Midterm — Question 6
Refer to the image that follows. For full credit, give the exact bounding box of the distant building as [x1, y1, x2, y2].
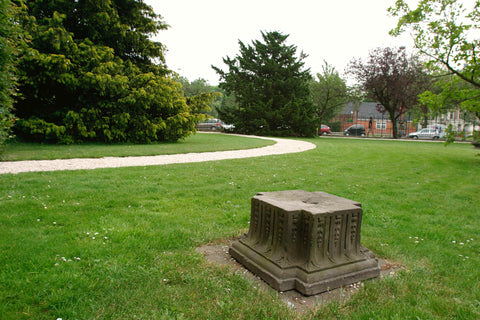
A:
[333, 102, 414, 137]
[436, 110, 479, 135]
[332, 102, 479, 137]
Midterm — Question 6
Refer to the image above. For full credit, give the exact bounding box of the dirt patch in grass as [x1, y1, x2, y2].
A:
[196, 238, 404, 314]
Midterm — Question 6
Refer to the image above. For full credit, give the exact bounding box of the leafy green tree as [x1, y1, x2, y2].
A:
[178, 77, 221, 119]
[212, 31, 316, 137]
[13, 0, 198, 143]
[178, 77, 211, 97]
[0, 0, 17, 152]
[419, 74, 480, 143]
[310, 62, 349, 126]
[389, 0, 480, 121]
[348, 47, 431, 138]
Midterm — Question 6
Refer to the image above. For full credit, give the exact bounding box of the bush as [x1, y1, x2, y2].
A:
[13, 1, 199, 144]
[15, 118, 67, 143]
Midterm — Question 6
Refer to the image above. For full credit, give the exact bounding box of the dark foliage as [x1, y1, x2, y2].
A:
[348, 47, 431, 138]
[213, 31, 317, 137]
[12, 0, 199, 143]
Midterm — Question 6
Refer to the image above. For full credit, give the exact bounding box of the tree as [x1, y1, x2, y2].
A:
[0, 0, 17, 152]
[310, 62, 349, 126]
[212, 31, 316, 137]
[178, 77, 211, 97]
[419, 74, 480, 142]
[348, 47, 431, 138]
[177, 77, 221, 118]
[389, 0, 480, 121]
[13, 0, 198, 143]
[215, 88, 238, 125]
[347, 85, 366, 120]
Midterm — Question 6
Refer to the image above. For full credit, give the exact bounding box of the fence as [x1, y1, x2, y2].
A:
[329, 114, 415, 138]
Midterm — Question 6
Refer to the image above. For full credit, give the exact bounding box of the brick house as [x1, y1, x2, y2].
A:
[333, 102, 415, 137]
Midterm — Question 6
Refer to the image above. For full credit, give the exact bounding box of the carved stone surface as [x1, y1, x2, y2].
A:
[229, 190, 380, 296]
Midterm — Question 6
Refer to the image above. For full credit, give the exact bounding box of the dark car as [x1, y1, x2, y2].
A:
[319, 124, 331, 135]
[344, 124, 366, 136]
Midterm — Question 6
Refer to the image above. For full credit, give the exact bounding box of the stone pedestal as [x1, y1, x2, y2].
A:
[229, 190, 380, 296]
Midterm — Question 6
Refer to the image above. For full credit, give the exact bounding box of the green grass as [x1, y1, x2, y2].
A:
[1, 137, 479, 319]
[1, 133, 274, 161]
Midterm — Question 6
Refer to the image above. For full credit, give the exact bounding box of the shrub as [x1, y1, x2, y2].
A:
[15, 118, 67, 143]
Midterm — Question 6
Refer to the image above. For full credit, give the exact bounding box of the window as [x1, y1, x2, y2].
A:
[376, 122, 387, 129]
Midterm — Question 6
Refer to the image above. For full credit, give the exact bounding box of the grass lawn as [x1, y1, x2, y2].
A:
[1, 133, 275, 161]
[1, 136, 479, 319]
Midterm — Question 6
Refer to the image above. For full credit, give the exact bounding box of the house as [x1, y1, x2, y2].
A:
[333, 102, 415, 137]
[333, 102, 479, 137]
[436, 110, 479, 135]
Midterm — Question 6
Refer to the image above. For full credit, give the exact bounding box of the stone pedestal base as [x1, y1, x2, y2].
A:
[229, 190, 380, 296]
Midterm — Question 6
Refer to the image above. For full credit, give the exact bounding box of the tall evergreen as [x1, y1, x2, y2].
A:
[213, 31, 317, 137]
[13, 0, 198, 143]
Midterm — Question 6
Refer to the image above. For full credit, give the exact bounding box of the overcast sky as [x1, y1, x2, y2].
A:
[145, 0, 416, 85]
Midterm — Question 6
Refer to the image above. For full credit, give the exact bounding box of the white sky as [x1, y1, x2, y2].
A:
[145, 0, 416, 85]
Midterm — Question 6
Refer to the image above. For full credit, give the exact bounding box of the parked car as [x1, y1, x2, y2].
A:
[319, 124, 331, 135]
[196, 118, 234, 132]
[344, 124, 366, 136]
[408, 128, 444, 140]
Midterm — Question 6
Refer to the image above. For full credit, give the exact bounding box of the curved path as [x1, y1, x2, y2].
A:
[0, 135, 316, 174]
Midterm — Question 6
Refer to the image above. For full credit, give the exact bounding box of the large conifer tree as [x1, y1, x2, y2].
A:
[13, 0, 199, 143]
[213, 31, 317, 137]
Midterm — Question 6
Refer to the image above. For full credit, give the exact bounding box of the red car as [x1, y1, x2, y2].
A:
[319, 124, 331, 135]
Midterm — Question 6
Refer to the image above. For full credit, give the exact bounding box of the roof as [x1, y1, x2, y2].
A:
[340, 102, 414, 121]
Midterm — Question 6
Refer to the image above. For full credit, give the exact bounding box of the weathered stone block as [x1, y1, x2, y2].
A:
[229, 190, 380, 296]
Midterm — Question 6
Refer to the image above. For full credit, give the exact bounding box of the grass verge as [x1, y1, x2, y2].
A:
[1, 137, 479, 319]
[1, 133, 275, 161]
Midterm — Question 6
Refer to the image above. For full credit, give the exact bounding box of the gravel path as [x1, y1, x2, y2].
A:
[0, 135, 316, 174]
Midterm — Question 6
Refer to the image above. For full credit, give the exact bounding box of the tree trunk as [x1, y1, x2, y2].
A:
[390, 112, 399, 139]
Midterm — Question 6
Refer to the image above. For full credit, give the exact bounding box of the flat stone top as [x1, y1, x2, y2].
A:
[253, 190, 361, 214]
